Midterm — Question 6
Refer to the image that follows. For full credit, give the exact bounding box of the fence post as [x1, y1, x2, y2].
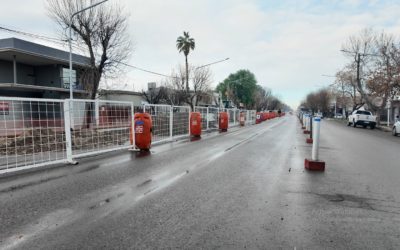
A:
[188, 107, 191, 136]
[63, 99, 77, 164]
[206, 107, 209, 131]
[169, 106, 173, 141]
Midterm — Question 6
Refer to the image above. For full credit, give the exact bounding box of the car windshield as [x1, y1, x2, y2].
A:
[356, 111, 371, 115]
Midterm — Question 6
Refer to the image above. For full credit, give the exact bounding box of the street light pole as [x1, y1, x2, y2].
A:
[69, 0, 109, 100]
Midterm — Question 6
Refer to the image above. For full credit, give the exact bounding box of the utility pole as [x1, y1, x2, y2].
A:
[356, 53, 361, 91]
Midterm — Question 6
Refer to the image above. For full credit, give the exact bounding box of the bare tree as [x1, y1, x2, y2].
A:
[341, 28, 376, 110]
[142, 85, 169, 104]
[303, 88, 332, 115]
[165, 65, 213, 109]
[46, 0, 131, 99]
[253, 85, 273, 111]
[341, 29, 400, 124]
[334, 66, 364, 111]
[367, 32, 400, 108]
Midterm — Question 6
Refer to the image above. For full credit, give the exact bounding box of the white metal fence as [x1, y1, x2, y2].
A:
[69, 99, 133, 158]
[0, 97, 67, 172]
[0, 96, 257, 173]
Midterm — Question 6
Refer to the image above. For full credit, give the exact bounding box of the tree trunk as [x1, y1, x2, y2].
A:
[185, 55, 189, 92]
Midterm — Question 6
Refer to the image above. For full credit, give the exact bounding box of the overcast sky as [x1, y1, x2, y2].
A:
[1, 0, 400, 108]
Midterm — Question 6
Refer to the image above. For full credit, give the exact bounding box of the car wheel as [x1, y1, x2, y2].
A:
[393, 127, 398, 136]
[363, 125, 367, 129]
[353, 120, 357, 128]
[347, 121, 351, 126]
[370, 124, 375, 130]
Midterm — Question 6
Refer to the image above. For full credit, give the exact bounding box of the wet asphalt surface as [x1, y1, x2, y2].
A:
[0, 115, 399, 249]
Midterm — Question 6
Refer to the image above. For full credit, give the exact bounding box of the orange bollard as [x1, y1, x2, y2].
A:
[190, 112, 202, 137]
[132, 113, 152, 151]
[256, 112, 262, 124]
[219, 112, 228, 132]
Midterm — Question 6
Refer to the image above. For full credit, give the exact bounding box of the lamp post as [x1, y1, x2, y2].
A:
[69, 0, 109, 100]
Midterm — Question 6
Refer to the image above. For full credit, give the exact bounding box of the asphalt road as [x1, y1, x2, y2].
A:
[0, 115, 399, 249]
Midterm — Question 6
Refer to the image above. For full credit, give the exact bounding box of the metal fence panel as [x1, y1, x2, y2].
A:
[249, 110, 256, 125]
[227, 109, 236, 127]
[208, 107, 219, 130]
[172, 106, 190, 138]
[194, 106, 208, 131]
[0, 97, 67, 172]
[144, 104, 171, 143]
[70, 99, 133, 158]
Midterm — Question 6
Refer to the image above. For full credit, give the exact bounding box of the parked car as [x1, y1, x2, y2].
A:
[393, 119, 400, 136]
[334, 113, 343, 119]
[348, 110, 377, 129]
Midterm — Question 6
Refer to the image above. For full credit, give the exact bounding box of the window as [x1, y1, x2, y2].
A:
[61, 67, 76, 89]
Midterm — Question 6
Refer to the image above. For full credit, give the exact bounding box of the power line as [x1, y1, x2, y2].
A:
[116, 61, 179, 79]
[195, 57, 229, 69]
[0, 25, 175, 78]
[0, 25, 225, 80]
[0, 25, 83, 51]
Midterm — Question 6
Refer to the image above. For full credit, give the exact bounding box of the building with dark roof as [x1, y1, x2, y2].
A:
[0, 37, 90, 99]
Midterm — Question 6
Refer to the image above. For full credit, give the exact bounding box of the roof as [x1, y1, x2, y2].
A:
[98, 89, 143, 96]
[0, 37, 90, 67]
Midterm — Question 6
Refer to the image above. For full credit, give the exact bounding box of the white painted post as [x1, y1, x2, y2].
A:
[304, 114, 308, 129]
[169, 106, 173, 141]
[387, 99, 391, 128]
[305, 114, 308, 130]
[312, 116, 321, 161]
[206, 107, 209, 131]
[188, 107, 191, 136]
[63, 99, 76, 164]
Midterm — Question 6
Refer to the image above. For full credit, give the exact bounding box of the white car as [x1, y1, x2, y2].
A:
[393, 120, 400, 136]
[348, 110, 377, 129]
[334, 113, 343, 119]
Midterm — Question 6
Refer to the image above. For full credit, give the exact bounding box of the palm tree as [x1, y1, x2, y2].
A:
[176, 31, 195, 92]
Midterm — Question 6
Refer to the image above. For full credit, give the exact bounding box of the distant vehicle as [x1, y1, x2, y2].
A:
[334, 113, 343, 119]
[348, 110, 376, 129]
[393, 119, 400, 136]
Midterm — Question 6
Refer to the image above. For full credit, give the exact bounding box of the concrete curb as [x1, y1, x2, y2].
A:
[376, 126, 392, 132]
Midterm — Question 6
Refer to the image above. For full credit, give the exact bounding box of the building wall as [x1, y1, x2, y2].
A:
[0, 59, 60, 86]
[0, 60, 36, 85]
[35, 65, 62, 88]
[100, 93, 146, 106]
[0, 60, 13, 83]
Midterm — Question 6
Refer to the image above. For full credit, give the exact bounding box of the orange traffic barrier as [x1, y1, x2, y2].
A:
[239, 112, 245, 126]
[132, 113, 152, 151]
[190, 112, 202, 137]
[256, 112, 262, 124]
[219, 112, 228, 132]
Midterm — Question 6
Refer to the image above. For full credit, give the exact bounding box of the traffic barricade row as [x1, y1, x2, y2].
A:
[131, 111, 255, 151]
